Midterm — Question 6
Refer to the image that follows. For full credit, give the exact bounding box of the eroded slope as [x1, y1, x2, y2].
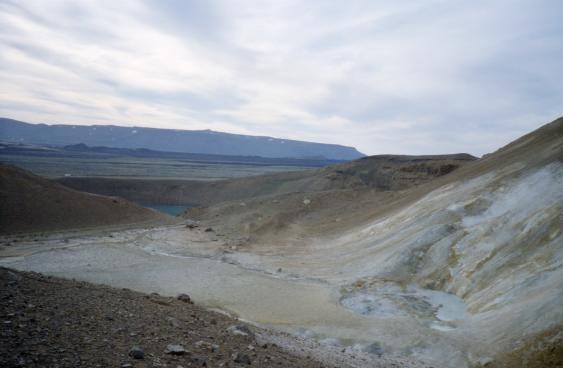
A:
[0, 165, 172, 234]
[184, 118, 563, 366]
[183, 154, 476, 245]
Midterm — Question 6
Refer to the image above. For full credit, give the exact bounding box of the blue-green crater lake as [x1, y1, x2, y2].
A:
[141, 204, 189, 216]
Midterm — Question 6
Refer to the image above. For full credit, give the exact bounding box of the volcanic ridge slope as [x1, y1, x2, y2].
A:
[0, 164, 172, 234]
[182, 117, 563, 366]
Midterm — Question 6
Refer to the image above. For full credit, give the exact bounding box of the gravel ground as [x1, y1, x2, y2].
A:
[0, 267, 327, 368]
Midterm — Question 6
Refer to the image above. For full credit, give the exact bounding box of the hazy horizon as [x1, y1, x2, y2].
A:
[1, 1, 562, 156]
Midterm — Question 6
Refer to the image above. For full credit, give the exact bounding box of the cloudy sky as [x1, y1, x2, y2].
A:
[0, 0, 561, 156]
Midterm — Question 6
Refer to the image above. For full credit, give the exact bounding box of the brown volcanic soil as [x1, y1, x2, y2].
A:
[488, 326, 563, 368]
[0, 165, 173, 234]
[0, 267, 326, 368]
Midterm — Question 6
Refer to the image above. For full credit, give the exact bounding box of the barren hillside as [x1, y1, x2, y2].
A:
[0, 165, 172, 234]
[58, 153, 475, 208]
[180, 117, 562, 366]
[184, 119, 561, 246]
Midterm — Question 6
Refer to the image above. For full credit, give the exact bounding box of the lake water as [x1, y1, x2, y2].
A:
[141, 204, 188, 216]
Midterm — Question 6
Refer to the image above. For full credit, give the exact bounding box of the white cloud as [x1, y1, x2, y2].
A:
[0, 0, 561, 156]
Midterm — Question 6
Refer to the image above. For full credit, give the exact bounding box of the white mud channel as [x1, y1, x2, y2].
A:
[1, 226, 467, 367]
[341, 283, 467, 332]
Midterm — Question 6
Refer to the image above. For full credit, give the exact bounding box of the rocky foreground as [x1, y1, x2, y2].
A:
[0, 268, 326, 368]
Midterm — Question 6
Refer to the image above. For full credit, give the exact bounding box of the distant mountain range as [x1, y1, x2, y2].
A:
[0, 118, 364, 160]
[0, 141, 344, 168]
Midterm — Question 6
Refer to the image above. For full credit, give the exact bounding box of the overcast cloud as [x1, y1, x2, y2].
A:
[0, 0, 562, 155]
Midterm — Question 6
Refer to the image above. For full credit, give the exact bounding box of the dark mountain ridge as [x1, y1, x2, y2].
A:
[0, 118, 364, 160]
[0, 142, 344, 168]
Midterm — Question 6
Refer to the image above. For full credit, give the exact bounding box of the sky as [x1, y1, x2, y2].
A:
[0, 0, 562, 156]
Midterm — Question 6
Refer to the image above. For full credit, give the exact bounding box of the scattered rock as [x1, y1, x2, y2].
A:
[185, 220, 199, 229]
[177, 293, 192, 303]
[233, 352, 252, 365]
[205, 227, 214, 232]
[167, 316, 182, 328]
[165, 344, 188, 355]
[363, 342, 383, 357]
[7, 271, 22, 281]
[303, 199, 311, 205]
[227, 324, 253, 337]
[128, 346, 144, 359]
[195, 340, 219, 352]
[150, 296, 171, 306]
[0, 268, 322, 368]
